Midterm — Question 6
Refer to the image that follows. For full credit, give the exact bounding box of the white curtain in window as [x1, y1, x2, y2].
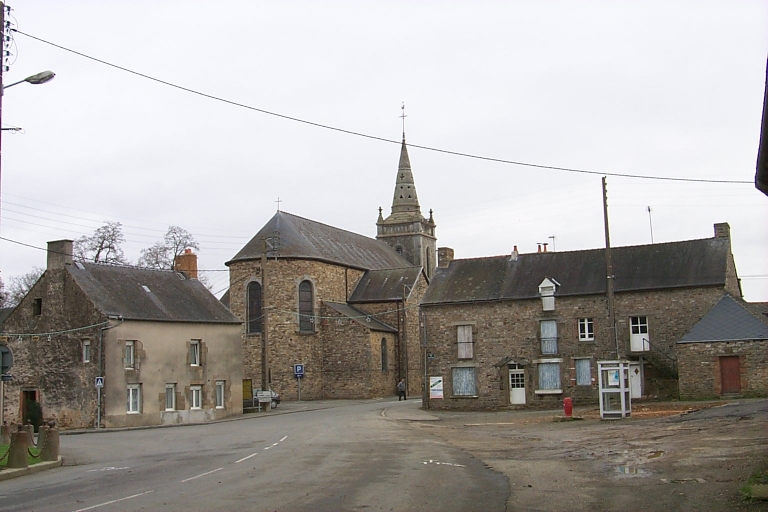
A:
[575, 359, 591, 386]
[452, 367, 477, 396]
[538, 363, 561, 390]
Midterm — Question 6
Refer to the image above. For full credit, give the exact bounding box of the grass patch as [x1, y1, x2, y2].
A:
[741, 468, 768, 501]
[0, 443, 44, 468]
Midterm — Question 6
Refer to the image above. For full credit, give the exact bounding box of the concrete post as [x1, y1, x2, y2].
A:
[37, 425, 47, 449]
[0, 423, 9, 445]
[39, 427, 59, 461]
[7, 427, 30, 468]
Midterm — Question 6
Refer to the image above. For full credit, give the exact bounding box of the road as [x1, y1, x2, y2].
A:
[0, 399, 507, 512]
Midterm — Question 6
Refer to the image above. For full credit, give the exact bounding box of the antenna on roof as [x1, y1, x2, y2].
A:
[647, 206, 654, 243]
[400, 102, 407, 140]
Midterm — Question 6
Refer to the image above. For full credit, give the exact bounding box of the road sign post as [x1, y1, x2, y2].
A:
[294, 364, 304, 401]
[0, 345, 13, 427]
[95, 376, 104, 428]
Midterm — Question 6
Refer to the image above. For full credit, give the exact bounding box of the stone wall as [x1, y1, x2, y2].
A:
[677, 340, 768, 399]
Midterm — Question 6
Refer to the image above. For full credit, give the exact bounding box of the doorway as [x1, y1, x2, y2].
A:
[719, 356, 741, 394]
[629, 362, 642, 399]
[21, 389, 42, 429]
[508, 364, 526, 405]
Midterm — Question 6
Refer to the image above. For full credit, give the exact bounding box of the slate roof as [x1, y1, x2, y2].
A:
[348, 267, 422, 303]
[68, 262, 241, 324]
[324, 302, 397, 332]
[422, 237, 730, 305]
[227, 211, 412, 271]
[0, 307, 13, 327]
[679, 295, 768, 343]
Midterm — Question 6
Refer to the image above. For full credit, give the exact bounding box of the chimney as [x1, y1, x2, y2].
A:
[174, 248, 198, 279]
[47, 240, 73, 270]
[714, 222, 730, 240]
[437, 247, 454, 268]
[510, 245, 519, 261]
[537, 244, 542, 253]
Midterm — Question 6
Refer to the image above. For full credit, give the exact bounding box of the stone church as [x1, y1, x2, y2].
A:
[224, 138, 436, 401]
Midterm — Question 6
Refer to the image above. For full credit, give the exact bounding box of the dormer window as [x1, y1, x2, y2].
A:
[538, 278, 560, 311]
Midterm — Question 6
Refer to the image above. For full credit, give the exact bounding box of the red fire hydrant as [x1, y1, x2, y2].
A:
[563, 397, 573, 418]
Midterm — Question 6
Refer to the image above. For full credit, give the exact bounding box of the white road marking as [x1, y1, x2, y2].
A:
[280, 435, 288, 442]
[72, 490, 154, 512]
[235, 453, 258, 464]
[86, 466, 129, 472]
[422, 459, 466, 468]
[181, 467, 223, 482]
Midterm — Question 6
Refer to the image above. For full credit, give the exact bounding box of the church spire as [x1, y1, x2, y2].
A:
[390, 137, 420, 215]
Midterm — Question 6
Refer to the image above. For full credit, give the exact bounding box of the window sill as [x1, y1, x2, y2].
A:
[191, 407, 202, 410]
[535, 389, 562, 395]
[215, 406, 225, 410]
[449, 395, 478, 399]
[127, 411, 140, 414]
[579, 339, 595, 343]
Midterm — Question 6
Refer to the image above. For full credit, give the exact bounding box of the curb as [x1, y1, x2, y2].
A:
[0, 456, 63, 482]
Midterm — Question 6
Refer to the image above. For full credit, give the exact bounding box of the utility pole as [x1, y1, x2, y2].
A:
[261, 241, 269, 391]
[602, 177, 619, 358]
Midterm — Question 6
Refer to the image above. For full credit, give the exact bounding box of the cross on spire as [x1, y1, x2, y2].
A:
[275, 197, 282, 212]
[400, 102, 407, 139]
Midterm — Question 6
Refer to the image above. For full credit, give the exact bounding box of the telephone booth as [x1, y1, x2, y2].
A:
[598, 360, 631, 419]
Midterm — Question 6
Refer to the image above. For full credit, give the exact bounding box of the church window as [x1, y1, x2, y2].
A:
[247, 281, 262, 334]
[299, 281, 314, 332]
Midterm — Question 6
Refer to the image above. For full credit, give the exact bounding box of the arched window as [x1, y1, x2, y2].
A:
[299, 280, 314, 332]
[247, 281, 262, 334]
[381, 338, 388, 372]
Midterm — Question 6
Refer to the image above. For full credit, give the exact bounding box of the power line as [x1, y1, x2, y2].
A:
[13, 29, 753, 185]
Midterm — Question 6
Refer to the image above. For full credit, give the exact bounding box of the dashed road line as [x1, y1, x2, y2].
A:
[181, 467, 223, 483]
[422, 459, 465, 468]
[86, 466, 130, 472]
[72, 490, 154, 512]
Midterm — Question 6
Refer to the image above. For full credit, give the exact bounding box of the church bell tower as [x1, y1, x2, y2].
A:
[376, 136, 437, 278]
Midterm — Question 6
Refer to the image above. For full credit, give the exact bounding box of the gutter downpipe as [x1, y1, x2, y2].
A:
[99, 316, 123, 429]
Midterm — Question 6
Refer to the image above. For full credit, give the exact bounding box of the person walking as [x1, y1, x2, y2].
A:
[397, 379, 406, 401]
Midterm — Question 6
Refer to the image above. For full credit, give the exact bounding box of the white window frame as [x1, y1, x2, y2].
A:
[578, 318, 594, 341]
[215, 381, 225, 409]
[575, 358, 592, 386]
[82, 340, 91, 363]
[127, 384, 141, 413]
[630, 316, 650, 352]
[535, 358, 562, 394]
[190, 385, 202, 409]
[457, 325, 473, 359]
[165, 384, 176, 411]
[125, 341, 135, 369]
[190, 340, 201, 366]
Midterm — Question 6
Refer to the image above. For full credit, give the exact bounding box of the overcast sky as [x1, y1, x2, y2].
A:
[1, 1, 766, 301]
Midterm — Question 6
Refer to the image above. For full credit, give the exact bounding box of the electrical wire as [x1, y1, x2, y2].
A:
[12, 29, 753, 185]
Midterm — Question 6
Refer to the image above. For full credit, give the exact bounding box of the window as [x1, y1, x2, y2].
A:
[452, 367, 477, 396]
[165, 384, 176, 411]
[82, 341, 91, 363]
[537, 363, 561, 392]
[215, 381, 225, 409]
[575, 359, 591, 386]
[127, 384, 141, 413]
[32, 298, 42, 316]
[190, 385, 202, 409]
[540, 320, 558, 354]
[247, 281, 262, 334]
[380, 338, 388, 372]
[125, 341, 135, 369]
[630, 316, 650, 352]
[578, 318, 594, 341]
[457, 325, 473, 359]
[190, 340, 201, 366]
[299, 281, 314, 332]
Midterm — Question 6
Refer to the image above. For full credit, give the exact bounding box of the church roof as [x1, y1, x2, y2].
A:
[385, 138, 422, 219]
[422, 237, 731, 305]
[348, 267, 423, 303]
[324, 302, 397, 332]
[68, 262, 241, 324]
[227, 211, 411, 271]
[679, 295, 768, 343]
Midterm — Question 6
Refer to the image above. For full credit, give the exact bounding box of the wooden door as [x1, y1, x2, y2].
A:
[509, 365, 526, 405]
[720, 356, 741, 394]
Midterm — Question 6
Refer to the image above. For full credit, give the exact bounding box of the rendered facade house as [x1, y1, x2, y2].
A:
[421, 223, 741, 410]
[677, 295, 768, 399]
[224, 138, 433, 401]
[0, 240, 243, 429]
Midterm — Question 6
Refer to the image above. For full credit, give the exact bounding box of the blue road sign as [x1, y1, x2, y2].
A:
[294, 364, 304, 377]
[95, 376, 105, 388]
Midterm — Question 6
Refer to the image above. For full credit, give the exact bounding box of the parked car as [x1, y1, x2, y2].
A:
[252, 389, 280, 408]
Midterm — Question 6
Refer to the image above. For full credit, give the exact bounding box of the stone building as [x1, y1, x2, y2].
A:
[677, 295, 768, 399]
[421, 223, 742, 410]
[0, 240, 242, 429]
[225, 138, 434, 401]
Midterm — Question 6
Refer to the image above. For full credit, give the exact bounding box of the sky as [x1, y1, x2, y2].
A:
[0, 1, 766, 301]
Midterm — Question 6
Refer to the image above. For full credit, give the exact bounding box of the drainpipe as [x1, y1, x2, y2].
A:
[99, 316, 123, 429]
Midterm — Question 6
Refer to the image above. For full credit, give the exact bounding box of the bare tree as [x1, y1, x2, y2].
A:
[5, 267, 44, 307]
[0, 276, 7, 308]
[74, 222, 127, 264]
[138, 226, 199, 270]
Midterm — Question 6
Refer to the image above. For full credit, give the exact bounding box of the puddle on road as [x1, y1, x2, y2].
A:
[615, 466, 650, 475]
[647, 450, 665, 459]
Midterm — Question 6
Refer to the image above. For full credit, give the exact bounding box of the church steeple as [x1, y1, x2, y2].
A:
[391, 137, 421, 216]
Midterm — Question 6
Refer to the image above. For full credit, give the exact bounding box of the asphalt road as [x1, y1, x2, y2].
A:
[0, 399, 507, 512]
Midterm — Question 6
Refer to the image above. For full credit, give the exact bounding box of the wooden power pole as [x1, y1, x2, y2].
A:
[602, 177, 619, 358]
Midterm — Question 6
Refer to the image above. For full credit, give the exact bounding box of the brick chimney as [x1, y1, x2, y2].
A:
[510, 245, 519, 261]
[714, 222, 730, 239]
[174, 248, 198, 279]
[47, 240, 73, 270]
[437, 247, 454, 268]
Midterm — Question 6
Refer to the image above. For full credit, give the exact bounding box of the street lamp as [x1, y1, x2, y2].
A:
[3, 70, 56, 90]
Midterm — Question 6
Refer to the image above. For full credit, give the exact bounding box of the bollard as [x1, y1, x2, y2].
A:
[39, 427, 59, 462]
[563, 397, 573, 418]
[0, 424, 9, 445]
[7, 428, 30, 469]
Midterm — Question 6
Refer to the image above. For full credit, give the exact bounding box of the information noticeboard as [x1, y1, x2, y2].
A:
[429, 376, 444, 399]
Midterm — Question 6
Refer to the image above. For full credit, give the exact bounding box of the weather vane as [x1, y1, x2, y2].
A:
[400, 102, 407, 139]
